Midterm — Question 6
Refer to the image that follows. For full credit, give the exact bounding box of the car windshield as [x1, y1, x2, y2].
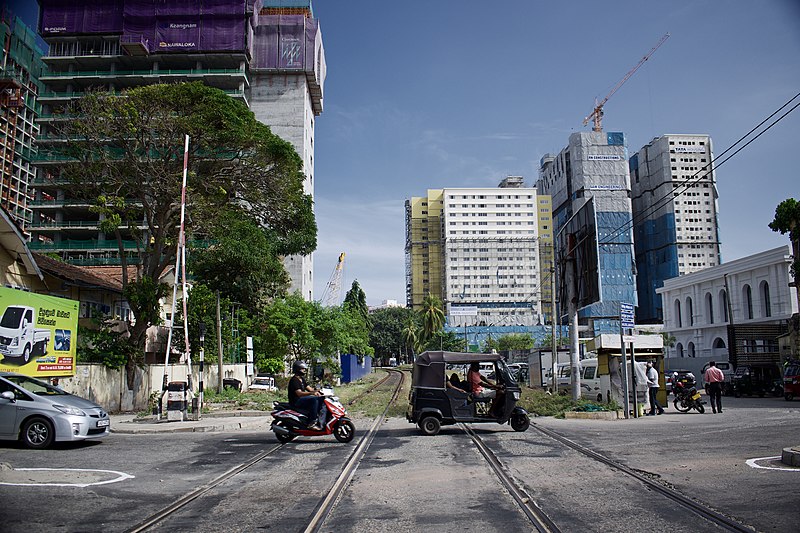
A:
[0, 307, 24, 328]
[3, 375, 67, 396]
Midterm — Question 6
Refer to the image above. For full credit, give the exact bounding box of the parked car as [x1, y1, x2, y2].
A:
[0, 372, 110, 449]
[248, 375, 277, 392]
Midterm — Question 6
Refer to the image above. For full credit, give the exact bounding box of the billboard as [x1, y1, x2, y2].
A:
[557, 198, 601, 312]
[0, 287, 79, 377]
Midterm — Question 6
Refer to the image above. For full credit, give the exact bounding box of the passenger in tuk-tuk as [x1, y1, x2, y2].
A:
[467, 362, 504, 417]
[448, 373, 467, 394]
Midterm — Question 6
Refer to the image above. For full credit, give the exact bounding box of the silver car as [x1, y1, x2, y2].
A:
[0, 372, 110, 449]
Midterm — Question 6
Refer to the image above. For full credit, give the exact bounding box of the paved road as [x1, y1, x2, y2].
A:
[0, 396, 797, 532]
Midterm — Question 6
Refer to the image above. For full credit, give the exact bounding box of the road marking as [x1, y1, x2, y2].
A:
[745, 456, 800, 471]
[0, 467, 135, 487]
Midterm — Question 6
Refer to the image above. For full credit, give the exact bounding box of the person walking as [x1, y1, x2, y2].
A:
[645, 361, 664, 416]
[704, 361, 725, 414]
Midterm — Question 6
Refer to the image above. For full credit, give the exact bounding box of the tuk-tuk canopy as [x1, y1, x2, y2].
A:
[412, 351, 505, 389]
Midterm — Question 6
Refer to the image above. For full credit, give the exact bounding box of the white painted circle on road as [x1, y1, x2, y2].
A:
[746, 456, 800, 471]
[0, 467, 135, 487]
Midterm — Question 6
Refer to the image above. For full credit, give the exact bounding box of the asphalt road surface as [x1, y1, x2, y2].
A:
[0, 395, 797, 532]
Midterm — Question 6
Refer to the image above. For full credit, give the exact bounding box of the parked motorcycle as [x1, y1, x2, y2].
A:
[270, 387, 355, 443]
[672, 374, 705, 413]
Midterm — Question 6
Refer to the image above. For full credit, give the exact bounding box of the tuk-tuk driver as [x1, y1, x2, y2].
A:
[467, 362, 505, 417]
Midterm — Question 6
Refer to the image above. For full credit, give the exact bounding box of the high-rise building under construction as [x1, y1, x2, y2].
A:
[630, 134, 721, 323]
[0, 10, 45, 230]
[29, 0, 324, 300]
[405, 178, 552, 327]
[537, 131, 637, 335]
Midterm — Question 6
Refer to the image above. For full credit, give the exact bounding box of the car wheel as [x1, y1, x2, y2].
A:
[21, 417, 54, 449]
[510, 412, 530, 432]
[22, 345, 31, 364]
[419, 416, 441, 436]
[333, 420, 355, 443]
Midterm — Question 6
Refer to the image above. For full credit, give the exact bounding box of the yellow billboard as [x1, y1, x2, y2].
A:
[0, 287, 79, 377]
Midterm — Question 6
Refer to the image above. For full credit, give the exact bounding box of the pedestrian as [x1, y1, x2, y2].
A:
[704, 361, 725, 414]
[645, 361, 664, 416]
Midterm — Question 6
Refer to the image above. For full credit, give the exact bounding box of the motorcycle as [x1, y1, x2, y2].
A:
[672, 376, 705, 414]
[270, 387, 356, 443]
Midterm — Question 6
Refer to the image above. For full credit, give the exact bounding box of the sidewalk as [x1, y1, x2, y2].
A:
[111, 410, 272, 434]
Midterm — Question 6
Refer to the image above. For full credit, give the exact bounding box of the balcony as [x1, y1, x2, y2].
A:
[39, 68, 250, 87]
[27, 239, 140, 251]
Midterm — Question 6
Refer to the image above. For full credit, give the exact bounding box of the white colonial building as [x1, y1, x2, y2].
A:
[656, 246, 797, 360]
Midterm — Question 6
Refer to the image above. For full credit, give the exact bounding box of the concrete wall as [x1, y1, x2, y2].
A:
[56, 363, 249, 413]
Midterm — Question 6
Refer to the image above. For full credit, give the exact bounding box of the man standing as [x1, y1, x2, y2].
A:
[704, 361, 725, 414]
[645, 361, 664, 415]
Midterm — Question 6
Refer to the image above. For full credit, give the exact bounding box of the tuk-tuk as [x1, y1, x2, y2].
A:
[406, 351, 530, 436]
[783, 360, 800, 401]
[732, 364, 783, 397]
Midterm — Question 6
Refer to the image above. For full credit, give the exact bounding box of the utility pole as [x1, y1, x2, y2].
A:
[550, 265, 558, 394]
[217, 290, 224, 391]
[566, 234, 581, 401]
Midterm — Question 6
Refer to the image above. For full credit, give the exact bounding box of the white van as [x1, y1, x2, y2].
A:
[554, 358, 603, 402]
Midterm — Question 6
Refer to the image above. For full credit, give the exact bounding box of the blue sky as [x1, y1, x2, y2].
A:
[9, 1, 800, 306]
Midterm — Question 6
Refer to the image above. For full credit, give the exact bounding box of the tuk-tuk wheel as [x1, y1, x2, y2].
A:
[419, 416, 441, 436]
[510, 412, 530, 432]
[786, 393, 794, 401]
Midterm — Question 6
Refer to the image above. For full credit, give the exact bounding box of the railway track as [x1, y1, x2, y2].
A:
[126, 370, 753, 533]
[124, 368, 406, 533]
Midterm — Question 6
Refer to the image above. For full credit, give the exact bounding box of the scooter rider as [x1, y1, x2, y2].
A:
[288, 360, 325, 430]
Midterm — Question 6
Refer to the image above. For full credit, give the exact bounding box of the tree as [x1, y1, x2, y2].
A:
[343, 280, 370, 326]
[420, 292, 445, 342]
[422, 330, 466, 352]
[50, 82, 316, 388]
[189, 207, 290, 313]
[401, 316, 421, 358]
[769, 198, 800, 311]
[497, 333, 535, 351]
[369, 307, 416, 364]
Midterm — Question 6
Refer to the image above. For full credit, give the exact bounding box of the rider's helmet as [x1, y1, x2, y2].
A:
[292, 360, 308, 374]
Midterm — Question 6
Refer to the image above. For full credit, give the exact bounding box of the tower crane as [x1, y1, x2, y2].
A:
[321, 252, 346, 307]
[583, 32, 670, 132]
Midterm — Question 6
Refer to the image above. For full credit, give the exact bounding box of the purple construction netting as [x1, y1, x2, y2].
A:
[155, 18, 201, 52]
[252, 15, 317, 70]
[199, 17, 246, 52]
[40, 0, 125, 35]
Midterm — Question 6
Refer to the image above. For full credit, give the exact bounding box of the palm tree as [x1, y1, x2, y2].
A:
[420, 292, 445, 343]
[401, 317, 419, 357]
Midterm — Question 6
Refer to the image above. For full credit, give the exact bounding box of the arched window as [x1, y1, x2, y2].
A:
[688, 342, 696, 357]
[743, 284, 753, 320]
[719, 289, 729, 323]
[676, 342, 684, 358]
[705, 292, 714, 324]
[760, 280, 772, 318]
[713, 338, 726, 349]
[686, 297, 694, 326]
[674, 299, 682, 328]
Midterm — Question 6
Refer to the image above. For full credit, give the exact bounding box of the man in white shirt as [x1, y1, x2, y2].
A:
[645, 361, 664, 416]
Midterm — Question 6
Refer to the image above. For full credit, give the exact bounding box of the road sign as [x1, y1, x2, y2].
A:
[619, 302, 635, 328]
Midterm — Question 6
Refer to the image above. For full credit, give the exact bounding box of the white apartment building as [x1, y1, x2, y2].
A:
[630, 134, 721, 323]
[656, 246, 797, 360]
[443, 181, 543, 327]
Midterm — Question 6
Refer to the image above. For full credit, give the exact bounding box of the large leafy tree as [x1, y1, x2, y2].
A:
[343, 280, 369, 325]
[189, 207, 290, 313]
[369, 307, 416, 364]
[50, 82, 316, 387]
[769, 198, 800, 311]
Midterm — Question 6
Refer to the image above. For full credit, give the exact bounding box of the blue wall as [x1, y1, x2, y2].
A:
[340, 354, 372, 383]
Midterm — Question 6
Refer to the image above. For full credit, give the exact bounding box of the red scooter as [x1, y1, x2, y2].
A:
[270, 388, 356, 443]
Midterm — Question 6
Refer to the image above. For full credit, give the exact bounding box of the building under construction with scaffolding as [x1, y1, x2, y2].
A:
[0, 9, 45, 231]
[405, 177, 553, 328]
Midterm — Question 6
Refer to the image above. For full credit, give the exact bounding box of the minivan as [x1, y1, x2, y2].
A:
[554, 359, 602, 401]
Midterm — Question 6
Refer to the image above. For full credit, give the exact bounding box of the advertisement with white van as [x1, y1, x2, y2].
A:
[0, 287, 79, 377]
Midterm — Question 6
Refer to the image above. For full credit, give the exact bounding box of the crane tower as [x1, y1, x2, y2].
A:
[583, 33, 670, 132]
[321, 252, 346, 307]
